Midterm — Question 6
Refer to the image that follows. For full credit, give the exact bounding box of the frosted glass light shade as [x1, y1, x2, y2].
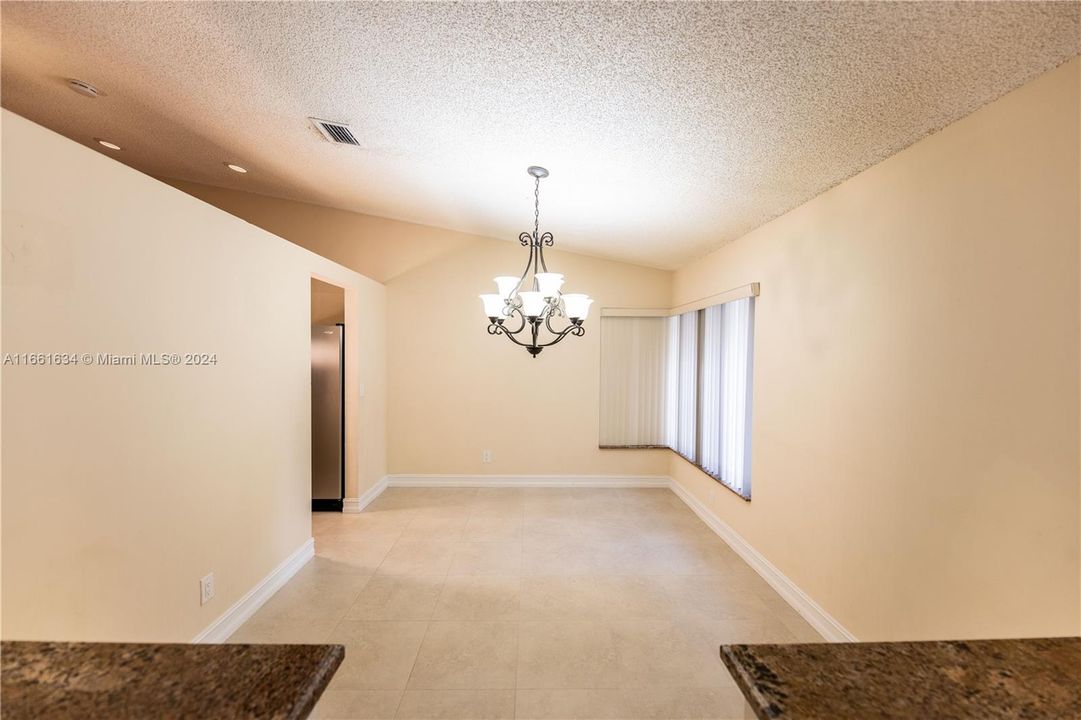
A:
[494, 276, 519, 299]
[534, 272, 564, 298]
[518, 291, 547, 317]
[563, 293, 593, 319]
[480, 293, 505, 318]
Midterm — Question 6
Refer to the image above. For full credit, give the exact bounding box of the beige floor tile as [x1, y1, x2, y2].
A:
[630, 513, 722, 545]
[379, 540, 457, 576]
[255, 570, 371, 622]
[447, 542, 522, 575]
[521, 490, 587, 518]
[616, 488, 689, 512]
[550, 489, 634, 517]
[291, 560, 377, 589]
[399, 515, 469, 542]
[387, 488, 478, 513]
[604, 540, 732, 575]
[622, 619, 736, 688]
[764, 599, 824, 641]
[517, 619, 734, 689]
[519, 575, 672, 620]
[363, 495, 421, 515]
[227, 615, 338, 644]
[462, 514, 522, 542]
[433, 575, 520, 621]
[316, 512, 411, 542]
[521, 515, 582, 543]
[709, 617, 800, 645]
[369, 489, 474, 516]
[470, 488, 527, 512]
[573, 515, 647, 544]
[664, 575, 778, 622]
[515, 687, 748, 719]
[521, 538, 609, 575]
[519, 576, 599, 619]
[517, 620, 628, 688]
[317, 538, 399, 575]
[395, 689, 515, 719]
[329, 621, 429, 690]
[407, 622, 517, 690]
[345, 573, 446, 621]
[233, 493, 805, 719]
[310, 690, 403, 719]
[777, 614, 824, 643]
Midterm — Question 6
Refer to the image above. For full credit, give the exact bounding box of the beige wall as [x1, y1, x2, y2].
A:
[670, 59, 1081, 641]
[1, 110, 387, 641]
[166, 180, 674, 480]
[386, 238, 672, 477]
[160, 180, 479, 283]
[312, 278, 345, 325]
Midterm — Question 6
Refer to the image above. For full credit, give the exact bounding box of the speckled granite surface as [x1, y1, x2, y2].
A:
[0, 641, 344, 720]
[721, 637, 1081, 720]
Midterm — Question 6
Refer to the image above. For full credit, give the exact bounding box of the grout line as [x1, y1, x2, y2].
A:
[393, 620, 432, 718]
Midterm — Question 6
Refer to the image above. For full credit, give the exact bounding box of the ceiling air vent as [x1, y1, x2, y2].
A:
[308, 117, 360, 146]
[68, 79, 104, 98]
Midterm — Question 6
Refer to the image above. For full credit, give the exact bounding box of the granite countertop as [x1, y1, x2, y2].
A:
[0, 641, 344, 720]
[721, 637, 1081, 720]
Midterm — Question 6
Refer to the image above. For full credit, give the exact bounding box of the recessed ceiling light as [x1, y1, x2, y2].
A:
[96, 139, 121, 150]
[225, 163, 248, 174]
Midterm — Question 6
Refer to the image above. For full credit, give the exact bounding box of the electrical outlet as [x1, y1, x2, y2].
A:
[482, 449, 492, 463]
[200, 573, 215, 606]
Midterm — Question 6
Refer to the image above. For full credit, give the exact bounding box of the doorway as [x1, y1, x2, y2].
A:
[311, 278, 345, 512]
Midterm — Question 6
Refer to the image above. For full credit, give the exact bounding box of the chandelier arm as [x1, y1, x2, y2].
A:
[543, 309, 565, 335]
[487, 306, 528, 342]
[531, 242, 541, 290]
[502, 306, 527, 334]
[494, 319, 539, 349]
[508, 242, 535, 298]
[495, 328, 530, 347]
[535, 323, 586, 348]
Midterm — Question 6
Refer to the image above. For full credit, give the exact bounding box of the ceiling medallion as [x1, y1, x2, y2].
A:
[479, 166, 593, 358]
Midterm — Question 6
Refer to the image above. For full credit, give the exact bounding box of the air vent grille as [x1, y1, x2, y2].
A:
[308, 117, 360, 146]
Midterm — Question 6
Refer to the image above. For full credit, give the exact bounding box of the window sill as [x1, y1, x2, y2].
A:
[599, 445, 751, 501]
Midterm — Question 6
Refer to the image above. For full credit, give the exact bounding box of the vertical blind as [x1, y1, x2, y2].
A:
[599, 317, 670, 447]
[600, 297, 755, 498]
[675, 310, 698, 461]
[664, 316, 680, 448]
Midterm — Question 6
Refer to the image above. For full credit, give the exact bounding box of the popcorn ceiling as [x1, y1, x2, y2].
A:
[2, 1, 1077, 268]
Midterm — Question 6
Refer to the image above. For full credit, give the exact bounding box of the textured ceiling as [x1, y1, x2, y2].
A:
[2, 2, 1078, 269]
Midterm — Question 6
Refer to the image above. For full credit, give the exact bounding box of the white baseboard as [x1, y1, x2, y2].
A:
[343, 475, 389, 513]
[668, 478, 857, 643]
[192, 537, 314, 644]
[386, 474, 670, 488]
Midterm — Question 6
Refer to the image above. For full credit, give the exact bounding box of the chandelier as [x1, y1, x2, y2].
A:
[479, 166, 593, 358]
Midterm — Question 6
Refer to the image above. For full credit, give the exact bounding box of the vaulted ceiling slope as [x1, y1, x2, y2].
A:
[2, 2, 1078, 269]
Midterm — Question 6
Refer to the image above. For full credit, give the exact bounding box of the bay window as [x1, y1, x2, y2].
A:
[599, 291, 755, 498]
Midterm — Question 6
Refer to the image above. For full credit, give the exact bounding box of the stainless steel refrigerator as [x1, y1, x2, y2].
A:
[311, 324, 344, 511]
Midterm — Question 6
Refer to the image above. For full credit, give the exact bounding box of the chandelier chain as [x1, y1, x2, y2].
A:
[534, 176, 540, 243]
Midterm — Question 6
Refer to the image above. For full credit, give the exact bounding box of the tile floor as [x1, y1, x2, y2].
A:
[229, 487, 821, 719]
